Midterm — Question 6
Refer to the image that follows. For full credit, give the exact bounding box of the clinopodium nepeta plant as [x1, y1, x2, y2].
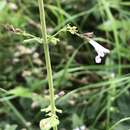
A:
[6, 8, 110, 130]
[7, 0, 110, 129]
[37, 0, 110, 130]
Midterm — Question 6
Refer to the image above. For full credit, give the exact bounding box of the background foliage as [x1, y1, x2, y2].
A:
[1, 0, 130, 130]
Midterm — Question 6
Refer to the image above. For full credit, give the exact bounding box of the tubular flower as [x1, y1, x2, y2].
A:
[88, 38, 110, 63]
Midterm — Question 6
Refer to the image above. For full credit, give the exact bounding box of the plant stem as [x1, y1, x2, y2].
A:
[37, 0, 57, 130]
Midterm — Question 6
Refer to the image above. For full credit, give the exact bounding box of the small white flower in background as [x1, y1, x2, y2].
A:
[88, 38, 110, 63]
[111, 72, 115, 78]
[21, 128, 27, 130]
[33, 52, 39, 59]
[13, 58, 19, 63]
[14, 52, 20, 57]
[31, 101, 39, 109]
[22, 70, 32, 77]
[17, 45, 32, 55]
[80, 125, 86, 130]
[73, 125, 87, 130]
[73, 128, 79, 130]
[25, 122, 31, 127]
[32, 68, 41, 74]
[8, 3, 18, 11]
[33, 58, 43, 65]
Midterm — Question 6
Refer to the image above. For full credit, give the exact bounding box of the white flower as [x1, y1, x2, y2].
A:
[8, 3, 18, 11]
[80, 125, 86, 130]
[22, 70, 32, 77]
[33, 52, 39, 59]
[73, 128, 80, 130]
[88, 38, 110, 63]
[33, 58, 42, 65]
[73, 125, 87, 130]
[17, 45, 32, 55]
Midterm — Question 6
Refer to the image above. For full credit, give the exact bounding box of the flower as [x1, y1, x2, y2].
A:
[8, 3, 18, 11]
[16, 45, 32, 55]
[88, 38, 110, 63]
[22, 70, 32, 77]
[33, 58, 43, 65]
[73, 125, 87, 130]
[67, 24, 78, 34]
[33, 52, 39, 59]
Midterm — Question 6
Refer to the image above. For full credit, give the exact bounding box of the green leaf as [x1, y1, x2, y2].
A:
[8, 86, 32, 98]
[4, 124, 17, 130]
[98, 20, 130, 31]
[23, 37, 42, 44]
[40, 116, 59, 130]
[72, 113, 83, 128]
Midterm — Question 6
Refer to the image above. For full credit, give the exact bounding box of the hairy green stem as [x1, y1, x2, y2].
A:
[38, 0, 57, 130]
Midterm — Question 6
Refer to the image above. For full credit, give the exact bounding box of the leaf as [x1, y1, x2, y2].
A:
[40, 116, 59, 130]
[4, 124, 17, 130]
[8, 86, 32, 98]
[32, 93, 49, 108]
[72, 113, 83, 128]
[23, 37, 42, 44]
[98, 20, 130, 31]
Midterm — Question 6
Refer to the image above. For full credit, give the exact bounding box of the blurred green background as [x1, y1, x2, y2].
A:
[1, 0, 130, 130]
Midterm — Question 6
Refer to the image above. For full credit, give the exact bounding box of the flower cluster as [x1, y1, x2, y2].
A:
[66, 24, 78, 35]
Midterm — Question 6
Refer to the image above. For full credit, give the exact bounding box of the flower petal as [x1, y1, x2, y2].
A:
[88, 38, 110, 63]
[95, 55, 101, 63]
[88, 39, 110, 54]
